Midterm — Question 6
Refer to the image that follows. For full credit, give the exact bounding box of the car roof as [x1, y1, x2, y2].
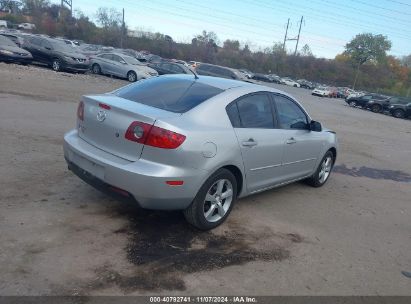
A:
[198, 63, 239, 72]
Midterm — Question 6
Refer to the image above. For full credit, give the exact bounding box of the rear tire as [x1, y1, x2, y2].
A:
[184, 168, 237, 230]
[392, 109, 405, 119]
[92, 63, 101, 74]
[127, 71, 137, 82]
[349, 101, 357, 107]
[371, 104, 382, 113]
[305, 151, 334, 187]
[51, 58, 61, 72]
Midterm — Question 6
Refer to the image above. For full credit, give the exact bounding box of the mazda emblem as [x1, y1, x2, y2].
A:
[96, 110, 107, 122]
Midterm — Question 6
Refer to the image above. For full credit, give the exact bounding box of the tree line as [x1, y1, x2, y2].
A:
[1, 0, 410, 96]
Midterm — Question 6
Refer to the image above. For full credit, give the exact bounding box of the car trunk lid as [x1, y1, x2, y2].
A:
[78, 94, 180, 161]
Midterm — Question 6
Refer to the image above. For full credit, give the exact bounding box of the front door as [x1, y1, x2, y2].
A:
[272, 94, 323, 181]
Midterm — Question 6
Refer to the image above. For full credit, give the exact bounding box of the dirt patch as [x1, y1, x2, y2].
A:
[334, 164, 411, 183]
[81, 205, 301, 293]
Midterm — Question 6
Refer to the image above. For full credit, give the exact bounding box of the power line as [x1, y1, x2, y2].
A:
[314, 0, 411, 25]
[251, 0, 411, 41]
[256, 0, 411, 37]
[383, 0, 411, 7]
[347, 0, 411, 15]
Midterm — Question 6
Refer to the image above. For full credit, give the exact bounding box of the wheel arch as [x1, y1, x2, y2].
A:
[221, 165, 244, 197]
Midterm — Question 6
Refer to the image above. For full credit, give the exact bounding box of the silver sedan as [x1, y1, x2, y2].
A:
[63, 75, 338, 230]
[90, 52, 158, 82]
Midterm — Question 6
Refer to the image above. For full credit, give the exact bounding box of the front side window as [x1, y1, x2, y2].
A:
[236, 94, 274, 128]
[274, 95, 308, 130]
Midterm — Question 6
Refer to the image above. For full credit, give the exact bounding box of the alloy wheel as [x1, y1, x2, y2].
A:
[52, 60, 60, 71]
[203, 179, 233, 223]
[318, 156, 333, 184]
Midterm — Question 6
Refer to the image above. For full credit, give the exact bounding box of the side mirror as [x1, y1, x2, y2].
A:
[310, 120, 322, 132]
[120, 60, 126, 64]
[45, 46, 52, 50]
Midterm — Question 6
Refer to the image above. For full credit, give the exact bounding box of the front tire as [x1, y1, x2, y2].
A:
[127, 71, 137, 82]
[371, 104, 382, 113]
[92, 63, 101, 74]
[349, 101, 357, 107]
[51, 59, 61, 72]
[305, 151, 334, 187]
[392, 109, 405, 118]
[184, 168, 237, 230]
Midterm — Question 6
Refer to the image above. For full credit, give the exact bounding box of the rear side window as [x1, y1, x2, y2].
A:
[115, 77, 223, 113]
[236, 94, 274, 128]
[197, 65, 211, 72]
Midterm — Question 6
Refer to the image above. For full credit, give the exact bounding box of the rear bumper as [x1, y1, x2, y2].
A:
[63, 129, 206, 210]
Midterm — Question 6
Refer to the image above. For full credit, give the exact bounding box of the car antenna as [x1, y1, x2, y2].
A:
[190, 68, 199, 80]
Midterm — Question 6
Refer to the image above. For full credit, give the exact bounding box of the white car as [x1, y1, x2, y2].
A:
[18, 23, 36, 30]
[312, 87, 331, 97]
[281, 78, 300, 87]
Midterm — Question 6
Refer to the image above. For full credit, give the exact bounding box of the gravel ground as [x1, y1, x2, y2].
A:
[0, 63, 410, 296]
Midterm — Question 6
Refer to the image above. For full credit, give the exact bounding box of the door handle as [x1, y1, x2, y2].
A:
[242, 138, 257, 147]
[286, 137, 297, 144]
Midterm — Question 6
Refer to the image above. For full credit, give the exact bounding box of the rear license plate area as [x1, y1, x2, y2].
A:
[70, 151, 105, 180]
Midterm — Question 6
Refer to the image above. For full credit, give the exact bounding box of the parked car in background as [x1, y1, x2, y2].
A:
[0, 35, 32, 64]
[297, 79, 314, 89]
[364, 95, 394, 113]
[388, 100, 411, 119]
[148, 61, 193, 75]
[90, 52, 158, 82]
[345, 93, 387, 108]
[239, 69, 254, 79]
[64, 75, 338, 230]
[55, 38, 80, 47]
[22, 36, 89, 72]
[196, 63, 247, 81]
[281, 77, 300, 87]
[252, 73, 273, 82]
[268, 74, 282, 83]
[312, 87, 331, 97]
[188, 61, 201, 68]
[0, 20, 8, 28]
[18, 23, 36, 30]
[79, 44, 113, 59]
[328, 87, 338, 98]
[0, 32, 24, 47]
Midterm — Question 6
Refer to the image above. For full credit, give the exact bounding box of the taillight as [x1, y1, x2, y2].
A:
[125, 121, 152, 144]
[77, 101, 84, 121]
[125, 121, 186, 149]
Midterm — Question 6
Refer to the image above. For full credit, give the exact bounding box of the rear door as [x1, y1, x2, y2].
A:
[109, 54, 125, 77]
[271, 94, 323, 180]
[228, 93, 286, 193]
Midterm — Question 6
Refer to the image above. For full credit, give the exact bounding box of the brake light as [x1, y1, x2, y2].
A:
[77, 101, 84, 121]
[125, 121, 186, 149]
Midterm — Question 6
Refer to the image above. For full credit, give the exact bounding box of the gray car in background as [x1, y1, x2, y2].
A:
[90, 52, 158, 82]
[64, 75, 338, 230]
[196, 63, 248, 81]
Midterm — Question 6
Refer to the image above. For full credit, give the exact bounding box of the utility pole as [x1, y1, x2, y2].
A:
[294, 16, 303, 56]
[60, 0, 73, 17]
[283, 18, 290, 51]
[120, 8, 125, 48]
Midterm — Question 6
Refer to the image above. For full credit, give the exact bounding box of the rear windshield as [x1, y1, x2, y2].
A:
[115, 77, 224, 113]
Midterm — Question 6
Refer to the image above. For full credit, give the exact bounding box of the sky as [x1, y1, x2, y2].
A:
[53, 0, 411, 58]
